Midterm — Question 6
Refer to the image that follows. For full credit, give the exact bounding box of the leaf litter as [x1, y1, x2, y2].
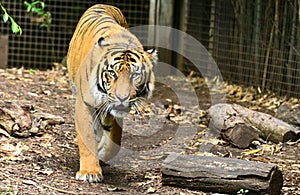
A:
[0, 68, 298, 194]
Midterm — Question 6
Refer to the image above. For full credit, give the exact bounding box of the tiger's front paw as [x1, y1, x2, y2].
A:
[76, 170, 103, 183]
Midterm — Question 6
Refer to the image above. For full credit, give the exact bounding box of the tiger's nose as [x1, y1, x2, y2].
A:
[116, 94, 129, 102]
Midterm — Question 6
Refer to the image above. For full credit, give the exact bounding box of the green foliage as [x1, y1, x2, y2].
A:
[1, 1, 51, 34]
[0, 187, 16, 195]
[236, 189, 249, 194]
[24, 0, 52, 31]
[0, 2, 22, 35]
[29, 68, 36, 74]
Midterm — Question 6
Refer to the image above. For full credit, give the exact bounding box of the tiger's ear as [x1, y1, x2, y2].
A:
[145, 49, 158, 64]
[97, 37, 109, 47]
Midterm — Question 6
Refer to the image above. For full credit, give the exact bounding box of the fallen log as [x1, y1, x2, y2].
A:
[208, 103, 300, 148]
[0, 101, 64, 137]
[275, 102, 300, 127]
[162, 153, 283, 195]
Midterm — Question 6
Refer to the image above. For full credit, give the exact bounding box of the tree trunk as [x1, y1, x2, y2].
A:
[278, 0, 288, 92]
[287, 0, 298, 92]
[262, 19, 274, 91]
[208, 0, 215, 56]
[296, 0, 300, 94]
[231, 0, 244, 82]
[162, 153, 283, 195]
[0, 35, 8, 69]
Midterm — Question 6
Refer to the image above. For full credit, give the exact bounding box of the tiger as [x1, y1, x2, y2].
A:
[67, 4, 157, 182]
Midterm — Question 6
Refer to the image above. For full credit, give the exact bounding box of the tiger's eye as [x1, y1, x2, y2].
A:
[131, 73, 140, 80]
[108, 70, 117, 79]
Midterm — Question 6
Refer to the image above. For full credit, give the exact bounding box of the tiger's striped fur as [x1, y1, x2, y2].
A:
[67, 4, 157, 182]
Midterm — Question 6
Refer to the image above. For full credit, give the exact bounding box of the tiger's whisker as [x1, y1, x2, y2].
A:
[92, 103, 107, 130]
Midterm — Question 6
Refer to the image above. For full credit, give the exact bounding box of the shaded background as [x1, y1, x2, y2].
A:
[0, 0, 299, 97]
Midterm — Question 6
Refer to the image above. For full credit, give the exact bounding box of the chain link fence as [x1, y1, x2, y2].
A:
[0, 0, 150, 69]
[0, 0, 299, 97]
[184, 0, 300, 97]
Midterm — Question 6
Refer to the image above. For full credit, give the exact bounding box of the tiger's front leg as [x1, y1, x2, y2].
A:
[97, 116, 123, 163]
[75, 96, 103, 183]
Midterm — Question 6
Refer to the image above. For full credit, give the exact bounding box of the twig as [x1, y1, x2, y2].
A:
[262, 21, 274, 91]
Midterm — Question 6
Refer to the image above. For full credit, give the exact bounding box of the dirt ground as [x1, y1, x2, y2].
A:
[0, 68, 299, 195]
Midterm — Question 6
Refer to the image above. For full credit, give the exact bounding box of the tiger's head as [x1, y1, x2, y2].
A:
[90, 35, 157, 118]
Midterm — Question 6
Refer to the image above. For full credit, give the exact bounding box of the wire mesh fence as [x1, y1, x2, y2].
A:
[184, 0, 300, 97]
[0, 0, 299, 97]
[0, 0, 150, 69]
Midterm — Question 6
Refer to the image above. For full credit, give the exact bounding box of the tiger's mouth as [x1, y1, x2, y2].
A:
[113, 104, 129, 112]
[110, 102, 131, 117]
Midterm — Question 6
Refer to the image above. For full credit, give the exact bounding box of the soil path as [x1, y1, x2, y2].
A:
[0, 69, 298, 194]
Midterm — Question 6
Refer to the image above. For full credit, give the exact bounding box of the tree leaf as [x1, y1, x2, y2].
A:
[3, 12, 9, 23]
[24, 1, 32, 12]
[11, 22, 19, 33]
[40, 2, 45, 9]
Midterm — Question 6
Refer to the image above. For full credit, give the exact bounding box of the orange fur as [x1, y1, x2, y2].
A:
[67, 4, 128, 82]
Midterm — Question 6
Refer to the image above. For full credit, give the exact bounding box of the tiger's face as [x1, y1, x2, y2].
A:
[90, 38, 157, 118]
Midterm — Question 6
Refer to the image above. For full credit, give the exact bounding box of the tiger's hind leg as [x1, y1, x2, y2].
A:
[97, 116, 123, 163]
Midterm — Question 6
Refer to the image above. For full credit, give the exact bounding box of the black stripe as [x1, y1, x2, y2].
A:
[102, 70, 108, 91]
[114, 57, 122, 61]
[86, 47, 95, 81]
[97, 16, 115, 22]
[96, 64, 106, 94]
[96, 63, 100, 85]
[97, 83, 106, 94]
[90, 53, 94, 74]
[103, 59, 109, 67]
[130, 57, 137, 63]
[81, 15, 98, 25]
[102, 60, 109, 91]
[110, 50, 122, 56]
[121, 34, 134, 40]
[77, 15, 98, 34]
[93, 26, 111, 38]
[93, 9, 105, 14]
[102, 125, 112, 132]
[79, 75, 94, 108]
[137, 83, 148, 97]
[86, 64, 89, 81]
[137, 65, 149, 97]
[82, 16, 115, 38]
[126, 50, 140, 59]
